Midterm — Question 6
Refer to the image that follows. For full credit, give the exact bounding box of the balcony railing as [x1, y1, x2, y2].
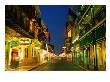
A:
[79, 18, 106, 41]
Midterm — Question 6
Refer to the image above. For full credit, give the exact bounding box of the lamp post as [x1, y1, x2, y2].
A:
[71, 47, 74, 63]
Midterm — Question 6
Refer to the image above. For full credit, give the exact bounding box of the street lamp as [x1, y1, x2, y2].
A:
[62, 46, 66, 55]
[62, 46, 66, 49]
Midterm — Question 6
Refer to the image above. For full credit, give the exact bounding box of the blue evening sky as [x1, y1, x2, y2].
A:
[40, 5, 79, 54]
[40, 5, 69, 54]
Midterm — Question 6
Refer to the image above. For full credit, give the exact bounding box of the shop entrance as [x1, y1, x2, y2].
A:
[10, 48, 19, 68]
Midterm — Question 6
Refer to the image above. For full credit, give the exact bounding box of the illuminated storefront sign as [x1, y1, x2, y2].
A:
[19, 38, 31, 45]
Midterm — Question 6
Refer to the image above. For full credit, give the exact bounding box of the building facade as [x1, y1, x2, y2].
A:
[69, 5, 106, 71]
[5, 5, 50, 70]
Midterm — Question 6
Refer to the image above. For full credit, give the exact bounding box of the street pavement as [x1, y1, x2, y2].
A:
[31, 57, 87, 71]
[6, 57, 88, 71]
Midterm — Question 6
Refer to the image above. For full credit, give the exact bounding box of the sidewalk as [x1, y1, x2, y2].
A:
[73, 61, 105, 71]
[73, 61, 89, 71]
[5, 61, 47, 71]
[76, 64, 89, 71]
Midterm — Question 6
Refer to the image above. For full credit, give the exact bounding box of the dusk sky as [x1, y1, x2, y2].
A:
[40, 5, 79, 54]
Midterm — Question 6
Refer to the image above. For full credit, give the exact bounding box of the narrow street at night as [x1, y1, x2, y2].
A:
[5, 5, 106, 71]
[30, 58, 86, 71]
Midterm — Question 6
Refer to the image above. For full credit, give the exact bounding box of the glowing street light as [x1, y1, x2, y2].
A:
[62, 46, 66, 49]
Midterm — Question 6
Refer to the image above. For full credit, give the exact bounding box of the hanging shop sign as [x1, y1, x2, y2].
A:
[19, 38, 31, 45]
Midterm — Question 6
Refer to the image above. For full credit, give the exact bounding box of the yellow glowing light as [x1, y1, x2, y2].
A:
[68, 30, 71, 37]
[35, 47, 40, 49]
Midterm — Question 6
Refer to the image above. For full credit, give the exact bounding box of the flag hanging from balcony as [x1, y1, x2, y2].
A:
[44, 31, 51, 43]
[44, 31, 49, 38]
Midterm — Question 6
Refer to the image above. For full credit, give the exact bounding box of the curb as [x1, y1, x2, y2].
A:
[76, 65, 89, 71]
[28, 62, 47, 71]
[73, 62, 89, 71]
